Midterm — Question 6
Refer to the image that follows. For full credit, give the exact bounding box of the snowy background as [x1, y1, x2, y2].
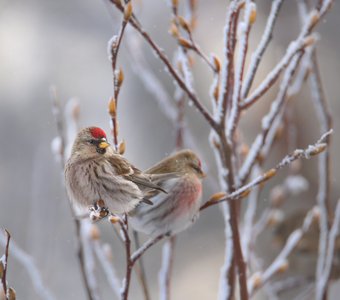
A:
[0, 0, 339, 299]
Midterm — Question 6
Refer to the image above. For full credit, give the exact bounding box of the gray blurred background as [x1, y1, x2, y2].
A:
[0, 0, 339, 299]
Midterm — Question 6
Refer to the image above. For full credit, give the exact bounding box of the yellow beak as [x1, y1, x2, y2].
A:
[98, 141, 110, 149]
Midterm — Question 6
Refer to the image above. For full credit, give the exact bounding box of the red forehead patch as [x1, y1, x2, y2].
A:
[90, 127, 106, 139]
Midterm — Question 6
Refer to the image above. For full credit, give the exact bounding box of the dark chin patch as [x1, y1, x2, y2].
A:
[96, 147, 106, 154]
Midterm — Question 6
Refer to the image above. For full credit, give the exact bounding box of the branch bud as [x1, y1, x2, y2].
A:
[208, 192, 226, 203]
[169, 22, 179, 38]
[277, 259, 289, 274]
[0, 261, 4, 279]
[213, 86, 219, 102]
[308, 143, 327, 156]
[124, 2, 133, 21]
[211, 54, 221, 73]
[118, 140, 126, 155]
[250, 272, 262, 290]
[171, 0, 178, 9]
[109, 215, 120, 224]
[262, 168, 277, 182]
[178, 37, 193, 49]
[310, 10, 320, 27]
[240, 143, 249, 157]
[249, 5, 257, 24]
[7, 287, 16, 300]
[239, 189, 250, 199]
[303, 35, 317, 48]
[178, 16, 191, 32]
[89, 224, 101, 240]
[115, 68, 124, 87]
[108, 97, 117, 118]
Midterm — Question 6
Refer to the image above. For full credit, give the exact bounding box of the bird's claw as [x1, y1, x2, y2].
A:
[89, 199, 110, 222]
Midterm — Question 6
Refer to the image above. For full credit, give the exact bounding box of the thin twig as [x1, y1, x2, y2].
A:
[242, 0, 284, 98]
[131, 234, 167, 264]
[93, 240, 121, 299]
[0, 231, 55, 300]
[248, 207, 318, 296]
[108, 0, 218, 131]
[119, 216, 132, 300]
[227, 0, 255, 143]
[133, 231, 151, 300]
[201, 129, 332, 210]
[317, 199, 340, 300]
[108, 1, 130, 150]
[159, 237, 176, 300]
[0, 229, 10, 300]
[239, 52, 304, 184]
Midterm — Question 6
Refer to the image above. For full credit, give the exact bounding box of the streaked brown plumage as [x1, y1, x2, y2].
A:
[65, 127, 166, 214]
[130, 149, 205, 236]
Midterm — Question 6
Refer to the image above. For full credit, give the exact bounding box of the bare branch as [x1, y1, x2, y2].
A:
[131, 234, 166, 264]
[0, 229, 10, 300]
[248, 207, 318, 296]
[242, 0, 284, 98]
[0, 231, 55, 300]
[201, 129, 332, 210]
[108, 0, 218, 130]
[316, 199, 340, 300]
[159, 237, 176, 300]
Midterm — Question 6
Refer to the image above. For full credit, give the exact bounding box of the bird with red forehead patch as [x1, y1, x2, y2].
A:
[130, 149, 205, 236]
[65, 126, 170, 215]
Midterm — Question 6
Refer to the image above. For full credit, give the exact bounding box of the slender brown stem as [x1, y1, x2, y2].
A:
[75, 220, 95, 300]
[1, 229, 10, 299]
[219, 133, 248, 300]
[201, 130, 331, 211]
[108, 0, 218, 131]
[119, 216, 132, 300]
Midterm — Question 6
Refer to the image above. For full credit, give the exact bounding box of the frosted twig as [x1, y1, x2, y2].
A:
[159, 237, 176, 300]
[242, 1, 332, 108]
[131, 234, 166, 264]
[310, 53, 332, 292]
[242, 166, 261, 262]
[201, 129, 332, 209]
[109, 0, 218, 130]
[0, 231, 55, 300]
[118, 216, 132, 300]
[316, 199, 340, 300]
[93, 240, 121, 299]
[248, 207, 318, 296]
[227, 0, 255, 143]
[217, 0, 242, 124]
[0, 229, 10, 299]
[218, 203, 234, 300]
[107, 1, 131, 150]
[242, 0, 284, 98]
[242, 0, 334, 109]
[239, 53, 303, 183]
[81, 222, 100, 300]
[241, 36, 311, 109]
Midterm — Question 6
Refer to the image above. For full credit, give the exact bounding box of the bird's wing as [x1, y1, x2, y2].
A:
[106, 155, 134, 175]
[125, 173, 167, 193]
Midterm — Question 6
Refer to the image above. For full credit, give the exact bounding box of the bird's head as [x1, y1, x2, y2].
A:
[149, 149, 206, 179]
[71, 127, 110, 156]
[176, 150, 206, 179]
